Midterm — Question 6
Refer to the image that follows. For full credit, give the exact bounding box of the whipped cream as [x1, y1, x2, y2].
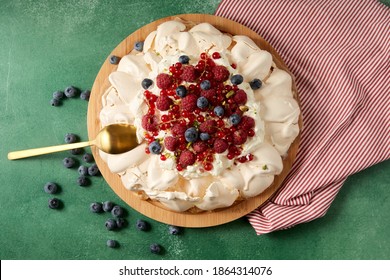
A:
[99, 19, 300, 212]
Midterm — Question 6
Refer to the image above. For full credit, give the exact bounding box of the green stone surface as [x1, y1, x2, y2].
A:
[0, 0, 389, 260]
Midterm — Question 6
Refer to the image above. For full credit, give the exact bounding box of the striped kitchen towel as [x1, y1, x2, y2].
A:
[216, 0, 390, 235]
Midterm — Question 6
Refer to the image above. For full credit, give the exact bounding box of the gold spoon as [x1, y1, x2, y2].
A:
[7, 123, 138, 160]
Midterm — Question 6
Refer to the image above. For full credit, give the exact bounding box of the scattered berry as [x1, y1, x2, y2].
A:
[199, 119, 217, 134]
[50, 98, 60, 106]
[52, 91, 64, 100]
[214, 106, 225, 117]
[64, 86, 79, 98]
[106, 239, 118, 248]
[109, 55, 120, 65]
[105, 219, 117, 231]
[233, 89, 247, 104]
[90, 202, 103, 213]
[149, 141, 162, 154]
[77, 175, 90, 186]
[44, 182, 58, 194]
[142, 114, 159, 132]
[212, 52, 221, 59]
[181, 65, 197, 82]
[88, 164, 100, 176]
[238, 116, 255, 130]
[134, 41, 144, 52]
[48, 198, 61, 209]
[80, 90, 90, 101]
[199, 132, 210, 141]
[63, 157, 76, 168]
[214, 139, 229, 153]
[78, 166, 88, 176]
[250, 78, 262, 90]
[150, 243, 162, 254]
[200, 89, 218, 105]
[178, 150, 196, 167]
[102, 201, 114, 212]
[230, 74, 243, 85]
[142, 78, 153, 89]
[212, 65, 229, 82]
[116, 218, 127, 229]
[178, 55, 190, 64]
[233, 129, 248, 145]
[156, 95, 172, 111]
[229, 114, 241, 126]
[136, 219, 149, 231]
[111, 205, 124, 217]
[200, 80, 211, 90]
[164, 136, 178, 151]
[196, 96, 209, 109]
[184, 127, 198, 142]
[168, 225, 181, 235]
[82, 153, 94, 163]
[70, 148, 83, 155]
[181, 94, 198, 111]
[156, 73, 172, 89]
[175, 85, 188, 98]
[64, 133, 77, 144]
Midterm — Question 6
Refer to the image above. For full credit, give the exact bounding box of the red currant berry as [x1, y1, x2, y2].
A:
[216, 131, 225, 138]
[247, 154, 254, 161]
[200, 52, 207, 60]
[197, 115, 205, 122]
[225, 135, 233, 143]
[176, 164, 183, 171]
[169, 66, 176, 74]
[178, 136, 186, 143]
[148, 108, 155, 115]
[231, 63, 237, 69]
[161, 115, 169, 122]
[206, 154, 214, 162]
[206, 58, 215, 67]
[204, 162, 213, 171]
[145, 147, 150, 154]
[227, 153, 235, 160]
[248, 129, 255, 137]
[217, 119, 225, 127]
[160, 154, 167, 161]
[175, 62, 182, 69]
[171, 105, 180, 112]
[212, 52, 221, 59]
[194, 108, 201, 115]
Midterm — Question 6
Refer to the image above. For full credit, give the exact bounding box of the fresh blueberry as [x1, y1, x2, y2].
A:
[148, 141, 162, 154]
[82, 153, 94, 163]
[109, 55, 120, 65]
[50, 98, 61, 107]
[185, 127, 198, 142]
[90, 202, 103, 213]
[136, 219, 149, 231]
[70, 148, 83, 155]
[103, 201, 114, 212]
[80, 90, 91, 101]
[214, 106, 225, 117]
[116, 218, 127, 229]
[175, 85, 187, 98]
[196, 96, 209, 109]
[168, 225, 181, 235]
[230, 74, 243, 85]
[134, 41, 144, 52]
[105, 219, 117, 231]
[52, 91, 64, 100]
[88, 164, 100, 176]
[64, 133, 77, 144]
[200, 80, 211, 90]
[178, 55, 190, 64]
[63, 157, 76, 168]
[44, 182, 58, 194]
[150, 243, 162, 254]
[106, 239, 118, 248]
[64, 86, 79, 98]
[229, 113, 241, 126]
[199, 132, 210, 141]
[249, 78, 262, 90]
[78, 165, 88, 176]
[48, 198, 61, 209]
[141, 78, 153, 89]
[77, 175, 90, 187]
[111, 205, 124, 218]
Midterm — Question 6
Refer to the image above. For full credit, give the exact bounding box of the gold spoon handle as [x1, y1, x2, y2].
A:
[7, 140, 96, 160]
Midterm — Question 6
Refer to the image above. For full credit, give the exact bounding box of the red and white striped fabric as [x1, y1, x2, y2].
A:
[216, 0, 390, 235]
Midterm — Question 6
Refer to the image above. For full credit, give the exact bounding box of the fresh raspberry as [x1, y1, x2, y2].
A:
[233, 89, 247, 105]
[233, 129, 248, 145]
[156, 73, 172, 89]
[212, 65, 230, 82]
[238, 116, 255, 130]
[164, 136, 178, 151]
[141, 114, 159, 132]
[181, 94, 198, 111]
[171, 124, 187, 136]
[156, 95, 172, 111]
[178, 150, 196, 167]
[213, 139, 229, 153]
[181, 65, 197, 82]
[201, 89, 219, 106]
[199, 120, 218, 134]
[193, 141, 208, 153]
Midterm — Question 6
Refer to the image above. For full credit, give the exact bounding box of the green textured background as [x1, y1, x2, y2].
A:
[0, 0, 389, 260]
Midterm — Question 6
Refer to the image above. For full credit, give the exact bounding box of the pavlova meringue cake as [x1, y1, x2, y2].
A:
[99, 18, 300, 212]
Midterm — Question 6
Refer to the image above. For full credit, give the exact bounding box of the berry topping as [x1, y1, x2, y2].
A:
[175, 85, 188, 98]
[178, 55, 190, 64]
[149, 141, 162, 154]
[184, 127, 198, 142]
[142, 78, 153, 89]
[109, 55, 120, 65]
[238, 115, 255, 130]
[214, 139, 229, 153]
[156, 73, 172, 89]
[212, 65, 229, 82]
[179, 150, 196, 167]
[142, 114, 159, 132]
[214, 106, 225, 117]
[200, 80, 211, 90]
[193, 141, 208, 153]
[181, 65, 197, 82]
[156, 95, 172, 111]
[199, 119, 217, 134]
[181, 94, 198, 111]
[164, 136, 178, 151]
[233, 129, 248, 145]
[200, 89, 218, 106]
[229, 113, 241, 126]
[171, 123, 187, 136]
[231, 74, 243, 85]
[199, 132, 210, 141]
[250, 78, 262, 90]
[44, 182, 58, 194]
[233, 89, 247, 105]
[90, 202, 103, 213]
[134, 41, 144, 52]
[196, 96, 209, 109]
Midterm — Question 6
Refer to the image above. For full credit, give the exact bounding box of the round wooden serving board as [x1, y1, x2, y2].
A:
[88, 14, 302, 228]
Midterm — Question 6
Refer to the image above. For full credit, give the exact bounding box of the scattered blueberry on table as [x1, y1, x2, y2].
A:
[77, 175, 90, 186]
[105, 218, 117, 231]
[168, 225, 181, 235]
[78, 165, 88, 176]
[134, 41, 144, 52]
[82, 153, 94, 163]
[44, 182, 59, 194]
[107, 239, 118, 248]
[64, 133, 77, 144]
[50, 98, 61, 107]
[48, 198, 61, 209]
[111, 205, 124, 218]
[63, 157, 76, 168]
[64, 86, 79, 98]
[150, 243, 162, 254]
[109, 55, 120, 65]
[103, 201, 114, 212]
[90, 202, 103, 213]
[88, 164, 100, 176]
[136, 219, 149, 231]
[80, 90, 90, 101]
